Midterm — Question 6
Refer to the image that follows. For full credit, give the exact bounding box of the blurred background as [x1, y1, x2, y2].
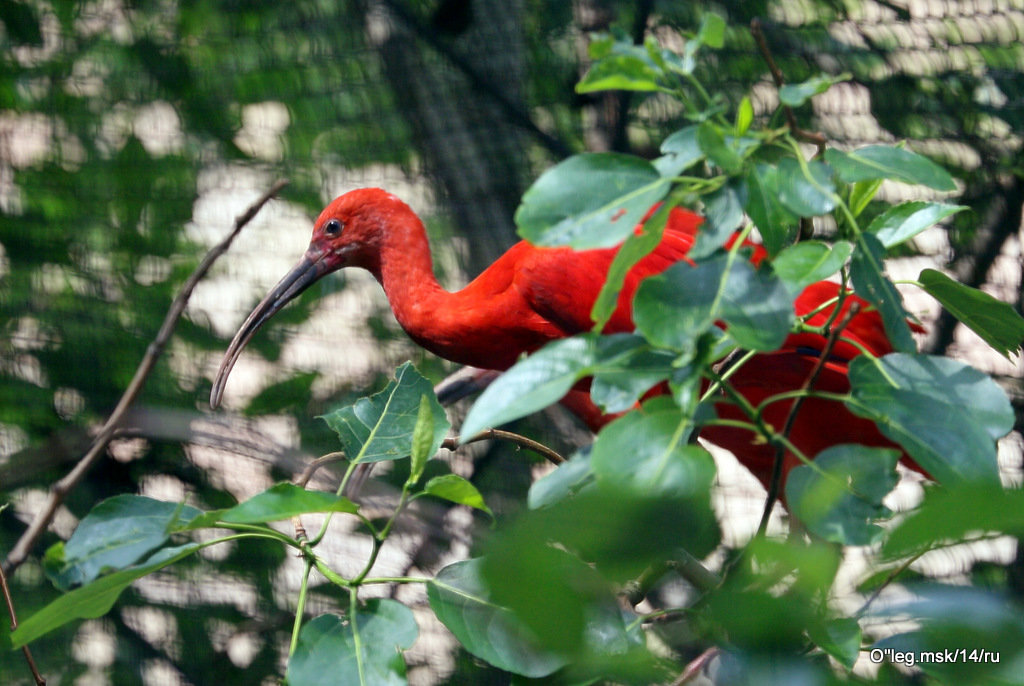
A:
[1, 0, 1022, 683]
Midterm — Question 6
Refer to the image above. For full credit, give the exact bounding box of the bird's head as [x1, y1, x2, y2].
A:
[210, 187, 407, 408]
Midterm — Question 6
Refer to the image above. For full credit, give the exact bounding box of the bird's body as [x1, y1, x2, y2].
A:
[212, 188, 915, 486]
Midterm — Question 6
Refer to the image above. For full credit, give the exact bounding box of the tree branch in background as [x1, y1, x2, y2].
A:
[2, 180, 288, 576]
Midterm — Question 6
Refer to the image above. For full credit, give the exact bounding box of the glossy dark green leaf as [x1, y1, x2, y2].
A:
[776, 158, 837, 217]
[867, 201, 966, 247]
[11, 543, 202, 648]
[779, 74, 847, 107]
[849, 233, 916, 352]
[883, 484, 1024, 558]
[634, 256, 726, 350]
[591, 402, 715, 498]
[773, 240, 853, 293]
[719, 260, 795, 350]
[919, 268, 1024, 358]
[420, 474, 492, 517]
[187, 483, 358, 529]
[515, 153, 670, 248]
[321, 362, 450, 464]
[634, 254, 793, 352]
[45, 495, 202, 591]
[285, 601, 418, 686]
[744, 164, 798, 255]
[825, 145, 957, 191]
[428, 558, 567, 678]
[785, 445, 900, 545]
[847, 353, 1007, 485]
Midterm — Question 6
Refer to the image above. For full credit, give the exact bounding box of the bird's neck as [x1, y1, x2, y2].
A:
[370, 214, 456, 352]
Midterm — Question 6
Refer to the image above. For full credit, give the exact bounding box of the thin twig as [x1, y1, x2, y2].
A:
[2, 180, 288, 576]
[672, 647, 720, 685]
[756, 300, 862, 536]
[0, 544, 45, 685]
[292, 452, 347, 489]
[750, 19, 827, 153]
[443, 428, 566, 465]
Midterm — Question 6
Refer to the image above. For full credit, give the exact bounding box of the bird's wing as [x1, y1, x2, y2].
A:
[514, 211, 704, 335]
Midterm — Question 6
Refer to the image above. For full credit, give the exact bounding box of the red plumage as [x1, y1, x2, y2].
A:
[211, 188, 915, 488]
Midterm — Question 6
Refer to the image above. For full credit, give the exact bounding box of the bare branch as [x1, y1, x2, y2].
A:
[3, 180, 288, 575]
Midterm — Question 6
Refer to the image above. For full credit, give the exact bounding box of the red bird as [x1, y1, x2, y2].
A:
[211, 188, 910, 486]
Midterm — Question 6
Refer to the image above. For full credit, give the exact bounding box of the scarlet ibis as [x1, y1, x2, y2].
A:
[211, 188, 913, 486]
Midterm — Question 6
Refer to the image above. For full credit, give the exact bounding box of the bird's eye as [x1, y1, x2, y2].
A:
[324, 219, 343, 237]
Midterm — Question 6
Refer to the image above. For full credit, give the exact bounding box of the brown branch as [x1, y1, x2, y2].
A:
[443, 428, 565, 465]
[756, 301, 862, 536]
[672, 647, 720, 685]
[750, 19, 827, 153]
[1, 534, 45, 685]
[2, 180, 288, 576]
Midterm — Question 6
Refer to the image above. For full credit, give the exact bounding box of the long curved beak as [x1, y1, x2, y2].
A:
[210, 252, 327, 408]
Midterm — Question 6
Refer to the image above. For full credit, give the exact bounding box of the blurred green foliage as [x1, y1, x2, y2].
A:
[1, 0, 1022, 684]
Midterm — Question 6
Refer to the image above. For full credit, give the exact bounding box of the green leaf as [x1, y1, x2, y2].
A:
[867, 201, 966, 247]
[696, 122, 741, 174]
[428, 558, 567, 678]
[785, 445, 900, 545]
[744, 164, 798, 255]
[735, 95, 754, 135]
[527, 449, 595, 509]
[778, 73, 848, 107]
[849, 233, 916, 352]
[461, 334, 663, 437]
[691, 181, 745, 259]
[45, 495, 202, 591]
[187, 483, 358, 529]
[814, 617, 862, 670]
[515, 153, 670, 249]
[285, 601, 418, 686]
[576, 53, 663, 94]
[590, 343, 676, 412]
[657, 125, 704, 178]
[696, 12, 726, 48]
[634, 254, 793, 352]
[320, 362, 450, 464]
[919, 268, 1024, 358]
[776, 158, 837, 217]
[11, 543, 202, 648]
[591, 404, 716, 499]
[847, 353, 1007, 485]
[460, 336, 592, 437]
[590, 204, 669, 331]
[773, 241, 853, 294]
[421, 474, 492, 517]
[408, 394, 435, 485]
[883, 484, 1024, 558]
[825, 145, 957, 191]
[849, 178, 884, 217]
